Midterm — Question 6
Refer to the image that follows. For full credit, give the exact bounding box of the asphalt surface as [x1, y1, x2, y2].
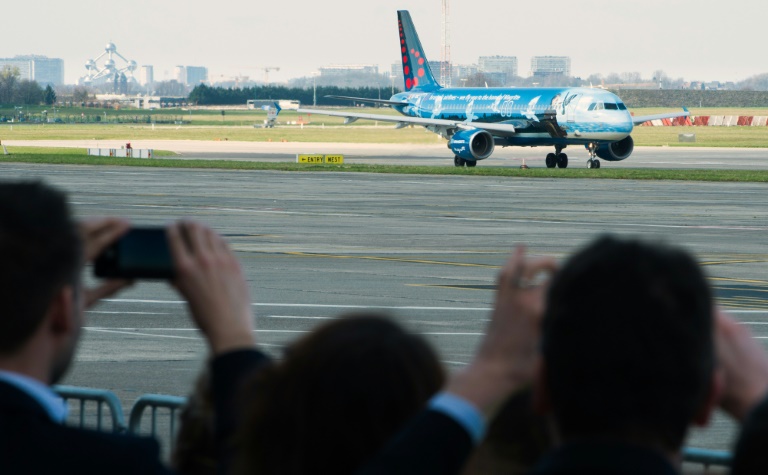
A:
[3, 152, 768, 451]
[8, 138, 768, 169]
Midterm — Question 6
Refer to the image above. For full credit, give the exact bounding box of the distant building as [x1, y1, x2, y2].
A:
[185, 66, 208, 85]
[319, 64, 379, 76]
[174, 66, 187, 84]
[139, 65, 154, 86]
[531, 56, 571, 77]
[0, 55, 64, 86]
[478, 56, 518, 83]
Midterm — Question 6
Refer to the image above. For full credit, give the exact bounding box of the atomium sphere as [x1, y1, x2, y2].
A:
[128, 60, 137, 71]
[85, 60, 95, 70]
[105, 42, 116, 53]
[104, 59, 115, 69]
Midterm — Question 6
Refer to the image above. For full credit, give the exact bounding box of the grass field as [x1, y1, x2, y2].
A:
[2, 106, 768, 147]
[3, 149, 768, 183]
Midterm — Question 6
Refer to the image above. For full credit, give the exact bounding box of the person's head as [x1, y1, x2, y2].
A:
[0, 181, 83, 382]
[536, 235, 716, 452]
[234, 313, 445, 475]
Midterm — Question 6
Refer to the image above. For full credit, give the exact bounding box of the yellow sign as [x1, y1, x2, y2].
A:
[296, 154, 324, 164]
[324, 155, 344, 164]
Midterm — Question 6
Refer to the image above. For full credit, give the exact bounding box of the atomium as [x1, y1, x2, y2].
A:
[80, 42, 138, 85]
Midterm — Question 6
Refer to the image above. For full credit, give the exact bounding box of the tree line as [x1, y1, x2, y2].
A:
[188, 84, 400, 106]
[0, 66, 56, 105]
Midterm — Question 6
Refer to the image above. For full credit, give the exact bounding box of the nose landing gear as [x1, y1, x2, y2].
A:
[586, 142, 601, 169]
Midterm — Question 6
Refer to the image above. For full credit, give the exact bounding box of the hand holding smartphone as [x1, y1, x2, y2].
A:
[94, 227, 174, 279]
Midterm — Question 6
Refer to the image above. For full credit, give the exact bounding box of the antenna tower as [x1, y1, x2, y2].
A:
[440, 0, 452, 87]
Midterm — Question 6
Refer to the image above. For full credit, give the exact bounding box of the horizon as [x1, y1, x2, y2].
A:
[3, 0, 764, 86]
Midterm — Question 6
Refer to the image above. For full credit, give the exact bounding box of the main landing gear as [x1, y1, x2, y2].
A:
[586, 142, 601, 169]
[454, 156, 477, 167]
[545, 146, 568, 168]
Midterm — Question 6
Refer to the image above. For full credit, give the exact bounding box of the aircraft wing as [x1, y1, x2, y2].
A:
[296, 108, 517, 134]
[632, 108, 690, 125]
[324, 95, 409, 106]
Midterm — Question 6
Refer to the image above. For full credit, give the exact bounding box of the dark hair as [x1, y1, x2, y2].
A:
[462, 389, 553, 475]
[0, 181, 81, 354]
[731, 398, 768, 475]
[172, 365, 216, 475]
[541, 235, 713, 450]
[234, 313, 445, 475]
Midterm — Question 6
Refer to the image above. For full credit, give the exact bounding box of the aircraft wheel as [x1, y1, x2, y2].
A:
[587, 159, 594, 169]
[594, 159, 601, 169]
[545, 153, 557, 168]
[556, 153, 568, 169]
[454, 156, 466, 167]
[466, 160, 477, 167]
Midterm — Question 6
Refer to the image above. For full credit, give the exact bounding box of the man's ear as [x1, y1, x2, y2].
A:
[533, 358, 553, 415]
[694, 367, 724, 427]
[47, 285, 76, 336]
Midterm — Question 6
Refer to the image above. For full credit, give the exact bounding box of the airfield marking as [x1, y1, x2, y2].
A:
[102, 298, 491, 311]
[282, 251, 499, 268]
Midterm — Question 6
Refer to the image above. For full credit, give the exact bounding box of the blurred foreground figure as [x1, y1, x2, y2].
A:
[233, 314, 444, 475]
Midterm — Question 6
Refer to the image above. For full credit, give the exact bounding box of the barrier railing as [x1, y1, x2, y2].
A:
[53, 384, 127, 433]
[683, 447, 732, 470]
[54, 385, 734, 469]
[129, 394, 188, 451]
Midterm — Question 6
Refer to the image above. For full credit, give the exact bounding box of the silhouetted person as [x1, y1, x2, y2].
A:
[529, 236, 719, 474]
[233, 314, 445, 475]
[0, 181, 261, 474]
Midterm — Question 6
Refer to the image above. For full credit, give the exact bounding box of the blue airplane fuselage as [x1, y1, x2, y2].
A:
[390, 86, 634, 147]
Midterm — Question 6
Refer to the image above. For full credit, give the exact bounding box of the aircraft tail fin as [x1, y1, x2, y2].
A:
[398, 11, 440, 92]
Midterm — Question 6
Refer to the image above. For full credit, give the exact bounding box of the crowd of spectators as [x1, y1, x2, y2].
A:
[2, 180, 768, 475]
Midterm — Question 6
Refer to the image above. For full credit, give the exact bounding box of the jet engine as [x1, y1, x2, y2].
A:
[448, 129, 494, 161]
[595, 135, 634, 161]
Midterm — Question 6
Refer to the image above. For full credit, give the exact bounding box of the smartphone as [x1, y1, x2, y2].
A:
[94, 227, 174, 279]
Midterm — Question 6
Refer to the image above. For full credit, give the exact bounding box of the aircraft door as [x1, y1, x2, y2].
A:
[565, 94, 582, 123]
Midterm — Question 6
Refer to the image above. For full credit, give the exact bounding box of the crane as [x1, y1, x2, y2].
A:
[262, 67, 280, 84]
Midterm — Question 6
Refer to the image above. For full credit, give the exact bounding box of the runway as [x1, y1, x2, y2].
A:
[3, 156, 767, 451]
[7, 138, 768, 169]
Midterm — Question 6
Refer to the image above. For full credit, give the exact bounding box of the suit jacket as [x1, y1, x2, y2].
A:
[0, 380, 171, 475]
[528, 441, 679, 475]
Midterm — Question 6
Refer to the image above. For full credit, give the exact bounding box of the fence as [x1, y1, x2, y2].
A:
[53, 385, 733, 469]
[53, 385, 187, 456]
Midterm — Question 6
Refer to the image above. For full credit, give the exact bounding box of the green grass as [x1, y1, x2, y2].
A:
[3, 151, 768, 182]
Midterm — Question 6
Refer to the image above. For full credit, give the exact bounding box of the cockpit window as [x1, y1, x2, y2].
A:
[594, 102, 604, 110]
[587, 103, 595, 111]
[617, 102, 627, 110]
[604, 103, 618, 110]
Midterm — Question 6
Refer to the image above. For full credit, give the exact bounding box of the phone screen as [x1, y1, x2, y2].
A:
[94, 228, 174, 279]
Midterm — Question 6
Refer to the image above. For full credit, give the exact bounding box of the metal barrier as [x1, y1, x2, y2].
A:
[683, 447, 732, 471]
[128, 394, 188, 451]
[53, 385, 127, 433]
[53, 385, 735, 469]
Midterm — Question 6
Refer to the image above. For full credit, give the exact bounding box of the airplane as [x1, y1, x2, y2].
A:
[297, 10, 689, 169]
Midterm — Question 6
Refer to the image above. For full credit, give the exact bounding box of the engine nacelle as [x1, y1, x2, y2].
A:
[448, 129, 494, 161]
[595, 135, 634, 161]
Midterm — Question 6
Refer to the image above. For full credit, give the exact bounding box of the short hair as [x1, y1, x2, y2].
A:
[0, 181, 81, 354]
[234, 313, 445, 475]
[541, 235, 713, 450]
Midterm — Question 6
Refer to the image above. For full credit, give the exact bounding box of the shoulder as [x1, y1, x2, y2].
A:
[0, 420, 170, 474]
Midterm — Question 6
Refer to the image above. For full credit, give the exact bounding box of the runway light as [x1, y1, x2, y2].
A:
[520, 159, 529, 170]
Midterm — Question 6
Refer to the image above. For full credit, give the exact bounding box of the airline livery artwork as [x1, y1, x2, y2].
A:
[298, 11, 689, 169]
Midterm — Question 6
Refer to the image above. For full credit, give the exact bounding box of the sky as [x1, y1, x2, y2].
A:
[3, 0, 764, 85]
